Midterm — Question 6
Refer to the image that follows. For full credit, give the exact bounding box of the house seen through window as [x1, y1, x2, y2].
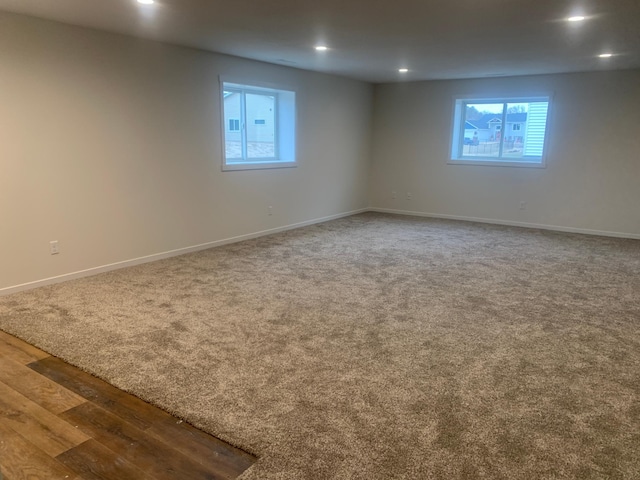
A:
[221, 80, 296, 171]
[450, 96, 551, 167]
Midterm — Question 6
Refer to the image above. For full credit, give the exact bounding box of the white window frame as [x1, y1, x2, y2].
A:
[449, 95, 552, 168]
[220, 77, 297, 171]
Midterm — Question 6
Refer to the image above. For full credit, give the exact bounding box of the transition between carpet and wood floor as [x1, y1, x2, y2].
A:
[0, 330, 256, 479]
[0, 212, 639, 479]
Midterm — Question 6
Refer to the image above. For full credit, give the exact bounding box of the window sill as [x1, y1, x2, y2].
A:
[448, 158, 546, 168]
[222, 161, 297, 172]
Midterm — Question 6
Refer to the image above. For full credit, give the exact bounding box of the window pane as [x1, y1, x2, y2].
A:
[500, 102, 550, 159]
[450, 96, 550, 166]
[522, 102, 549, 158]
[502, 103, 528, 158]
[221, 81, 296, 170]
[245, 93, 276, 158]
[462, 103, 504, 157]
[223, 91, 242, 160]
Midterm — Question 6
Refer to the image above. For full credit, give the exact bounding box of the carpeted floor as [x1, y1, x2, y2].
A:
[1, 212, 639, 479]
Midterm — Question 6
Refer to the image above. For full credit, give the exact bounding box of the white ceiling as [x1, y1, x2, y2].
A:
[0, 0, 638, 83]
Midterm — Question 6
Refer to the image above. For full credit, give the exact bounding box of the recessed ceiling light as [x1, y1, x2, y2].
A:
[598, 53, 614, 58]
[315, 46, 328, 52]
[398, 68, 409, 73]
[137, 0, 154, 4]
[567, 15, 585, 22]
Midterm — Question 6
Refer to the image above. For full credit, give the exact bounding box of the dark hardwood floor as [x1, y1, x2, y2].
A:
[0, 330, 256, 480]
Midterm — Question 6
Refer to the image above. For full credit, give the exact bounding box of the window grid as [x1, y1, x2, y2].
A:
[450, 96, 550, 167]
[221, 80, 296, 171]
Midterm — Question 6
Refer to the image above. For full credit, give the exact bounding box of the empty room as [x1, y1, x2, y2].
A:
[0, 1, 639, 479]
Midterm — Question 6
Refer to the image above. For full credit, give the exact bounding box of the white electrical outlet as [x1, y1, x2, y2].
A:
[519, 201, 527, 210]
[407, 192, 412, 200]
[268, 206, 273, 216]
[391, 191, 397, 199]
[49, 240, 60, 255]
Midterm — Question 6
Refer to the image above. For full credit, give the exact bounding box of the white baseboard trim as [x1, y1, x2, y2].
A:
[0, 208, 368, 296]
[369, 207, 640, 240]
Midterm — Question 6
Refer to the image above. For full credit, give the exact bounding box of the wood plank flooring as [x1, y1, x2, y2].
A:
[0, 331, 256, 480]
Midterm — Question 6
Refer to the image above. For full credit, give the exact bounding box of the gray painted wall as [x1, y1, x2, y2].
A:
[369, 70, 640, 236]
[0, 12, 373, 291]
[1, 11, 638, 292]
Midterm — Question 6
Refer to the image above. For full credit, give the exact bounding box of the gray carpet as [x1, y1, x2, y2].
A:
[1, 213, 639, 479]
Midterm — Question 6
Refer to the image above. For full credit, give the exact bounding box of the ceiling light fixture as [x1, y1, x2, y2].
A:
[398, 68, 409, 73]
[315, 46, 328, 52]
[137, 0, 154, 4]
[567, 15, 585, 22]
[598, 53, 614, 58]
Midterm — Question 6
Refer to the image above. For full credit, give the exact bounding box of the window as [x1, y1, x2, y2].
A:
[450, 96, 551, 167]
[221, 80, 296, 171]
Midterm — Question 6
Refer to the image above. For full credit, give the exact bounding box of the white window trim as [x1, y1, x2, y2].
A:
[219, 76, 297, 172]
[448, 94, 553, 169]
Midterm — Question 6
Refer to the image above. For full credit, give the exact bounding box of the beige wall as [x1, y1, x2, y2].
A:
[369, 70, 640, 237]
[2, 11, 638, 292]
[0, 12, 373, 291]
